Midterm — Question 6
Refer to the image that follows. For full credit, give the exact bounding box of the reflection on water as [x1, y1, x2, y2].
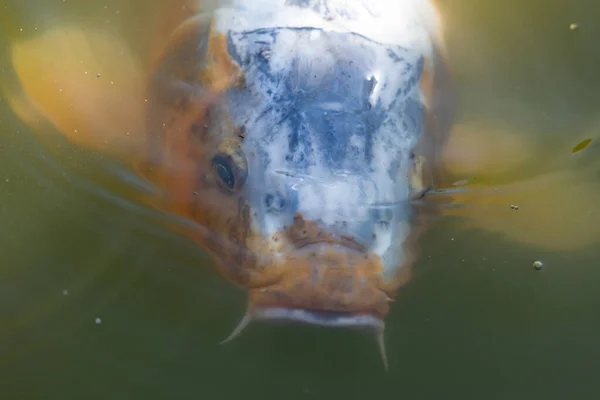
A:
[1, 1, 600, 399]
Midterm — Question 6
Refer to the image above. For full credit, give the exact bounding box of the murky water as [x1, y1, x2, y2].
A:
[1, 1, 600, 399]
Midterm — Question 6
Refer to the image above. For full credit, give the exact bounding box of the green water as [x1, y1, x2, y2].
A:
[1, 1, 600, 399]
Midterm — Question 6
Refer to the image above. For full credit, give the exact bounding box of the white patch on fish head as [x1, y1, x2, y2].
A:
[210, 0, 440, 282]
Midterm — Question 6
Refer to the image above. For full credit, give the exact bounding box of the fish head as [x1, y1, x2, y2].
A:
[226, 26, 429, 320]
[144, 0, 451, 358]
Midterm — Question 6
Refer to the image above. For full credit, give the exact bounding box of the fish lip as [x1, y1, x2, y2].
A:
[252, 307, 384, 334]
[291, 236, 368, 254]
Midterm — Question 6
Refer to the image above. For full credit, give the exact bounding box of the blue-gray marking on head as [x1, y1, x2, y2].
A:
[226, 28, 423, 173]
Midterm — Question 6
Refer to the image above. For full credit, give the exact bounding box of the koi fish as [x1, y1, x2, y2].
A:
[5, 0, 600, 370]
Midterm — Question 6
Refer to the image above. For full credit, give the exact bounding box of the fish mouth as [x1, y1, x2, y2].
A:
[220, 240, 392, 370]
[291, 234, 368, 253]
[221, 305, 389, 370]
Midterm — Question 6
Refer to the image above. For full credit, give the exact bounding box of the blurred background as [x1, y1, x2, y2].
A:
[1, 1, 599, 399]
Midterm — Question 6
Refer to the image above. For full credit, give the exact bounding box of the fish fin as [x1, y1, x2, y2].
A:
[8, 26, 148, 159]
[2, 88, 46, 132]
[440, 168, 600, 252]
[434, 121, 600, 251]
[439, 122, 538, 185]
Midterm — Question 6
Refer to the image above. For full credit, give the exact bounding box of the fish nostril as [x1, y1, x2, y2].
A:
[264, 191, 287, 213]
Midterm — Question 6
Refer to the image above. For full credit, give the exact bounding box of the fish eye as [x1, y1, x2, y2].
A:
[211, 138, 248, 193]
[212, 155, 236, 190]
